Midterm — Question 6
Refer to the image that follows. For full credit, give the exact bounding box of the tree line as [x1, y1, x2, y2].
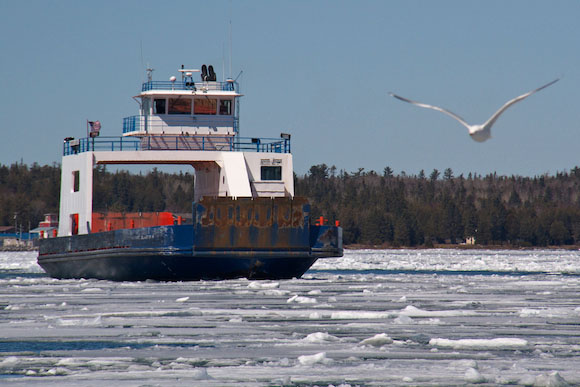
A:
[2, 161, 580, 247]
[297, 164, 580, 247]
[0, 163, 194, 231]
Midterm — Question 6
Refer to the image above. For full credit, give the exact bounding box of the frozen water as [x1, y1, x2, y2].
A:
[0, 249, 579, 386]
[359, 333, 393, 347]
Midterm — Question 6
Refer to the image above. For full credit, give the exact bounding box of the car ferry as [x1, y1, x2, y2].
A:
[37, 65, 342, 281]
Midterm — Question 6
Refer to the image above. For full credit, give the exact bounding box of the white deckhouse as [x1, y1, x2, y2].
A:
[59, 65, 294, 236]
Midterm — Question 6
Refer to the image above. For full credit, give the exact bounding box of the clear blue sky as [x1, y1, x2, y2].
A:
[1, 0, 578, 177]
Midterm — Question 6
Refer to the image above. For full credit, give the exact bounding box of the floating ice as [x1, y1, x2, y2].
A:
[331, 311, 392, 319]
[532, 371, 570, 387]
[430, 338, 528, 349]
[465, 367, 485, 383]
[0, 356, 19, 367]
[449, 359, 478, 369]
[519, 307, 578, 318]
[393, 314, 414, 324]
[80, 287, 104, 293]
[287, 295, 317, 304]
[248, 281, 280, 289]
[359, 333, 393, 347]
[297, 352, 330, 365]
[1, 249, 579, 385]
[302, 332, 339, 343]
[188, 368, 212, 380]
[400, 305, 476, 317]
[56, 315, 102, 326]
[46, 367, 69, 376]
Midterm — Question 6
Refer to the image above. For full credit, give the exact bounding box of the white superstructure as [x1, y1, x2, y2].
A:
[58, 65, 294, 237]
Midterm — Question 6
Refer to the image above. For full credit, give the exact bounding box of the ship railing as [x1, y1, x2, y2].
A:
[63, 137, 141, 155]
[123, 115, 235, 134]
[63, 136, 290, 155]
[141, 80, 235, 92]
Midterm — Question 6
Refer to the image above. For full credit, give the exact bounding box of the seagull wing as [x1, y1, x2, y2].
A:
[389, 92, 471, 130]
[483, 78, 560, 129]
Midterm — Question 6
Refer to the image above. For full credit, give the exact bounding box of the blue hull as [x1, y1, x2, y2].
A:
[38, 197, 343, 281]
[38, 225, 341, 281]
[38, 248, 319, 281]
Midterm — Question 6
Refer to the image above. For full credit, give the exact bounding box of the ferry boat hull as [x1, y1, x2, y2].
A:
[38, 198, 342, 281]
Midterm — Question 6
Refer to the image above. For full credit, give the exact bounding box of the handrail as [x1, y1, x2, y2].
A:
[123, 115, 235, 134]
[141, 81, 236, 92]
[63, 135, 290, 155]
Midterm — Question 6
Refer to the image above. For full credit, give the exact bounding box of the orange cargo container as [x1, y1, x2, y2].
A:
[91, 212, 174, 233]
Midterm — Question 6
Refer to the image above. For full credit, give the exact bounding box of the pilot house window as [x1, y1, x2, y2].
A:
[153, 99, 166, 114]
[219, 100, 232, 115]
[168, 98, 191, 114]
[261, 166, 282, 181]
[194, 98, 217, 115]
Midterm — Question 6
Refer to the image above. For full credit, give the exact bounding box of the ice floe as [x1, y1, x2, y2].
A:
[286, 294, 317, 304]
[297, 352, 331, 365]
[359, 333, 393, 347]
[430, 337, 528, 349]
[302, 332, 340, 343]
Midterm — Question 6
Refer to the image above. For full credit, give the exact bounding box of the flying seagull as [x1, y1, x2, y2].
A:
[389, 78, 559, 142]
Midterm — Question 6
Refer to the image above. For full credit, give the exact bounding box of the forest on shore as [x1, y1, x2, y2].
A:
[2, 162, 580, 247]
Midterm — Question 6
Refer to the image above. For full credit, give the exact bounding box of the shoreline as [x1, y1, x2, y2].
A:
[3, 245, 580, 252]
[0, 246, 38, 252]
[344, 243, 580, 251]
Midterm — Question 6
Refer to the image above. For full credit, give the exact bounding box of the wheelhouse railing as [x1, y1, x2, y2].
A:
[141, 80, 236, 92]
[123, 115, 237, 134]
[63, 135, 290, 156]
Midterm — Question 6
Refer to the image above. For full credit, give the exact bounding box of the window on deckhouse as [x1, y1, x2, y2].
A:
[153, 99, 166, 114]
[219, 99, 232, 115]
[168, 98, 191, 114]
[194, 98, 217, 115]
[261, 166, 282, 181]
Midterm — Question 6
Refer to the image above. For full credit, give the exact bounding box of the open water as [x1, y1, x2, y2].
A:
[1, 249, 579, 386]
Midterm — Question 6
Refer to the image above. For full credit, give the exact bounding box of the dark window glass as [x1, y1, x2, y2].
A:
[153, 99, 166, 114]
[261, 166, 282, 181]
[73, 171, 80, 192]
[219, 100, 232, 115]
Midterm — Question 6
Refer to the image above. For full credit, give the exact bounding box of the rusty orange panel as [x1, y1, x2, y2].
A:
[291, 197, 308, 228]
[194, 196, 310, 250]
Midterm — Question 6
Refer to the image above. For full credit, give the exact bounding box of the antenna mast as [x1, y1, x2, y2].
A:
[229, 7, 233, 78]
